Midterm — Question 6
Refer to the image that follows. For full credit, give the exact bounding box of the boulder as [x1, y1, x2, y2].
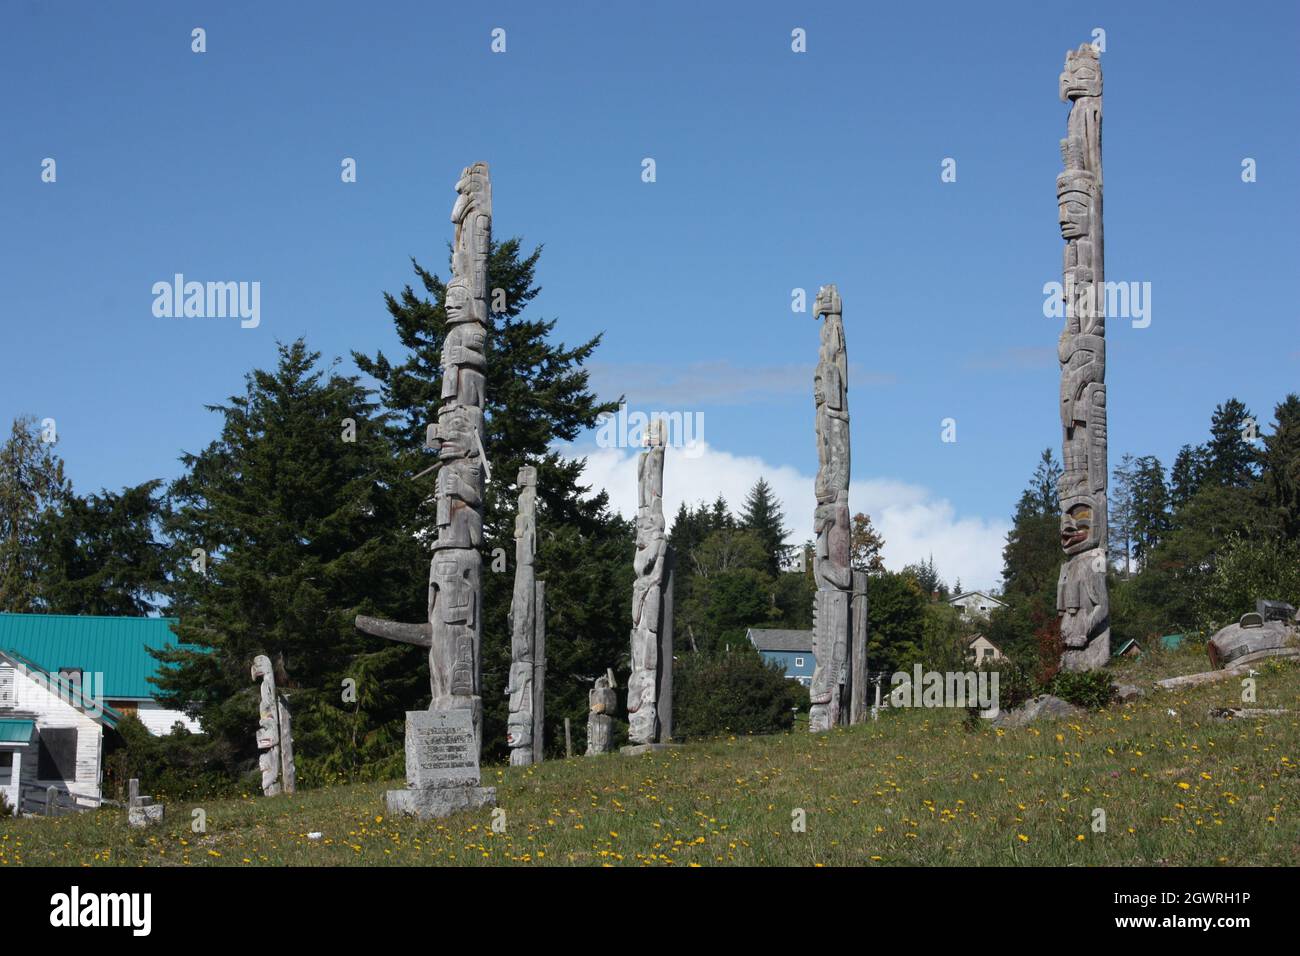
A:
[992, 694, 1085, 729]
[1114, 683, 1144, 702]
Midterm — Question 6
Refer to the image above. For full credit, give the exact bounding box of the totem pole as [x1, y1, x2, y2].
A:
[587, 668, 617, 755]
[626, 419, 675, 747]
[251, 655, 295, 796]
[507, 465, 547, 765]
[1055, 45, 1110, 672]
[809, 284, 862, 732]
[354, 163, 496, 817]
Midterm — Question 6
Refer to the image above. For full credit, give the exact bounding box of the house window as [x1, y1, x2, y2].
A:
[0, 666, 14, 708]
[0, 751, 12, 784]
[794, 657, 805, 668]
[37, 728, 78, 783]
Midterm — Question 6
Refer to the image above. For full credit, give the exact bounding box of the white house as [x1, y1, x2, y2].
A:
[0, 613, 204, 815]
[0, 650, 121, 815]
[967, 635, 1008, 665]
[949, 590, 1008, 620]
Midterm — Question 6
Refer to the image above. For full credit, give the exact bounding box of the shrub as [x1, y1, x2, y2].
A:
[965, 657, 1038, 728]
[673, 648, 806, 739]
[1194, 534, 1300, 636]
[104, 715, 241, 802]
[1049, 669, 1116, 710]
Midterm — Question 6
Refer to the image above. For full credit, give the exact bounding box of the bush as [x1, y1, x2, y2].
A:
[0, 789, 10, 816]
[104, 715, 241, 802]
[1049, 669, 1116, 710]
[964, 657, 1038, 728]
[673, 648, 806, 739]
[1194, 534, 1300, 636]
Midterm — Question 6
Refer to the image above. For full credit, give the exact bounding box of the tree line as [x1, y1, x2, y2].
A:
[989, 394, 1300, 677]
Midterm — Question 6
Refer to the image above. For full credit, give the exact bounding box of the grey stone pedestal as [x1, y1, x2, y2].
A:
[386, 708, 497, 820]
[387, 786, 497, 818]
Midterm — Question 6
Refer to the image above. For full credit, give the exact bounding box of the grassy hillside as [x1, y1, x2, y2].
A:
[3, 650, 1297, 867]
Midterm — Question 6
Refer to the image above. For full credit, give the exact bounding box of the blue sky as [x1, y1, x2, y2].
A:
[2, 1, 1296, 590]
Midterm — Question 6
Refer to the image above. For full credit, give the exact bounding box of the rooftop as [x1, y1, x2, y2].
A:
[0, 613, 196, 700]
[746, 628, 814, 653]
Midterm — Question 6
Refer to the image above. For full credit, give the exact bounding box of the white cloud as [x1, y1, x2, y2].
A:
[563, 440, 1010, 593]
[585, 359, 895, 407]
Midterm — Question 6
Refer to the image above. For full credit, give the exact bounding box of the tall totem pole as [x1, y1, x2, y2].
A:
[355, 163, 496, 818]
[625, 419, 675, 749]
[1055, 46, 1110, 671]
[507, 465, 546, 765]
[809, 285, 866, 731]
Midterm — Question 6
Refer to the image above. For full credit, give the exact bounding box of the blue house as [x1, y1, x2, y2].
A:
[746, 628, 815, 686]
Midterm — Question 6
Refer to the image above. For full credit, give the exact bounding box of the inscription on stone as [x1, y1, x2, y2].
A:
[405, 709, 481, 789]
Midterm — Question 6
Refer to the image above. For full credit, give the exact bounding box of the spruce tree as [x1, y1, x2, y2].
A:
[1258, 394, 1300, 539]
[739, 478, 791, 575]
[156, 340, 417, 780]
[1205, 398, 1259, 488]
[1129, 455, 1171, 568]
[353, 238, 630, 760]
[36, 480, 166, 615]
[1170, 443, 1206, 513]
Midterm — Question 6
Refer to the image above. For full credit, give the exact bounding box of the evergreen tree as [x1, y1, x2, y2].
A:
[866, 571, 926, 674]
[36, 480, 166, 615]
[1205, 398, 1259, 489]
[1258, 394, 1300, 539]
[902, 554, 946, 600]
[353, 238, 628, 760]
[156, 340, 418, 782]
[1001, 449, 1062, 601]
[1170, 443, 1206, 514]
[0, 416, 70, 611]
[1129, 455, 1170, 568]
[738, 478, 790, 575]
[988, 450, 1064, 666]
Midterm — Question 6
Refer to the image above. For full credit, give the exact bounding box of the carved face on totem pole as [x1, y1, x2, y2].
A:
[429, 406, 478, 461]
[1059, 498, 1101, 555]
[444, 278, 472, 325]
[814, 284, 842, 319]
[451, 163, 491, 224]
[251, 655, 272, 681]
[1059, 45, 1102, 102]
[1056, 169, 1096, 241]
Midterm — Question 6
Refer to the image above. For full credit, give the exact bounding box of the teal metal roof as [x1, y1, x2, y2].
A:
[0, 613, 196, 700]
[0, 718, 34, 743]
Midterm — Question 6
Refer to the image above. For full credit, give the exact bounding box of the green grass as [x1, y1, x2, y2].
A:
[4, 652, 1298, 867]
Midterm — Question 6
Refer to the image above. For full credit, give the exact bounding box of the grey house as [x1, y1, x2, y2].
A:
[745, 628, 815, 686]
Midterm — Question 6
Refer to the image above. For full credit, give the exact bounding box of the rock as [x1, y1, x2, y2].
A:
[127, 804, 164, 828]
[992, 694, 1085, 729]
[1114, 683, 1144, 702]
[1209, 707, 1290, 722]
